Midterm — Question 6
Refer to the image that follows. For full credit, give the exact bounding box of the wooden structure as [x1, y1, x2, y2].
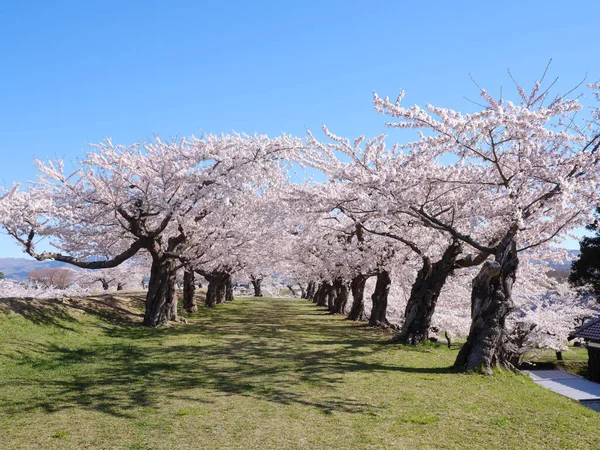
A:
[569, 318, 600, 382]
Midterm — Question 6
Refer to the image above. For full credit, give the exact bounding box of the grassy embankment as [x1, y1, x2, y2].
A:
[0, 293, 598, 449]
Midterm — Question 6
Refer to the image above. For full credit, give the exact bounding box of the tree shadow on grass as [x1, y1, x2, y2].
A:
[0, 298, 79, 331]
[1, 298, 456, 418]
[0, 294, 146, 330]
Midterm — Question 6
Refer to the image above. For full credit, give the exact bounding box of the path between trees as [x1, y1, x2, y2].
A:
[525, 369, 600, 411]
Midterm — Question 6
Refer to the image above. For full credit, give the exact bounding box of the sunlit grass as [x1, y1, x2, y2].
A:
[1, 294, 599, 449]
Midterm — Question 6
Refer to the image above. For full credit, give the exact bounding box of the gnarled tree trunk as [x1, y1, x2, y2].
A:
[394, 241, 462, 344]
[326, 282, 337, 312]
[225, 274, 234, 302]
[306, 281, 316, 300]
[347, 274, 368, 321]
[216, 274, 226, 304]
[250, 276, 263, 297]
[300, 284, 307, 299]
[205, 277, 216, 307]
[183, 268, 198, 313]
[315, 282, 328, 307]
[205, 272, 226, 307]
[454, 233, 518, 373]
[144, 257, 178, 327]
[332, 279, 349, 314]
[369, 270, 391, 327]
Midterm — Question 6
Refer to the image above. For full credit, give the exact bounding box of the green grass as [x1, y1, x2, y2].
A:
[527, 345, 589, 378]
[1, 294, 599, 449]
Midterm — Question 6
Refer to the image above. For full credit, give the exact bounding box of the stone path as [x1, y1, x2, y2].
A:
[524, 369, 600, 411]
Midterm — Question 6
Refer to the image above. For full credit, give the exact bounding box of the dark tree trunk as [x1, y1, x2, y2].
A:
[394, 241, 462, 345]
[347, 274, 368, 321]
[315, 283, 328, 307]
[101, 280, 110, 291]
[556, 351, 563, 361]
[325, 282, 337, 312]
[116, 282, 124, 291]
[183, 268, 198, 313]
[205, 275, 217, 308]
[204, 273, 226, 307]
[300, 284, 307, 299]
[445, 331, 452, 348]
[287, 285, 297, 297]
[216, 275, 226, 304]
[251, 276, 263, 297]
[225, 275, 234, 302]
[306, 281, 316, 300]
[143, 257, 178, 327]
[369, 271, 391, 327]
[332, 279, 349, 314]
[454, 231, 519, 373]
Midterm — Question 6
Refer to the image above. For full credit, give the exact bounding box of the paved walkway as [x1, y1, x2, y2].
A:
[524, 369, 600, 411]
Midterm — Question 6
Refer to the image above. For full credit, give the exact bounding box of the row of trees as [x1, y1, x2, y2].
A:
[1, 73, 599, 373]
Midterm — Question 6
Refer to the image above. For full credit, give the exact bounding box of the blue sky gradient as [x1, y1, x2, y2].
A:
[1, 1, 599, 257]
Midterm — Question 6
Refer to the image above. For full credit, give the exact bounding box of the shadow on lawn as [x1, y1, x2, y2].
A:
[0, 293, 146, 329]
[1, 298, 455, 417]
[0, 298, 80, 331]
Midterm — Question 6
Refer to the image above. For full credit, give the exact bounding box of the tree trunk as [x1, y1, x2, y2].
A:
[251, 276, 263, 297]
[183, 268, 198, 313]
[216, 275, 226, 304]
[347, 274, 368, 321]
[205, 273, 226, 307]
[454, 232, 518, 373]
[101, 280, 110, 291]
[225, 274, 234, 302]
[205, 275, 217, 308]
[143, 257, 178, 327]
[445, 331, 452, 348]
[287, 285, 297, 296]
[394, 241, 462, 344]
[300, 284, 307, 299]
[306, 281, 316, 300]
[315, 283, 328, 307]
[369, 271, 391, 327]
[556, 351, 563, 361]
[116, 282, 124, 291]
[332, 279, 349, 314]
[326, 282, 336, 312]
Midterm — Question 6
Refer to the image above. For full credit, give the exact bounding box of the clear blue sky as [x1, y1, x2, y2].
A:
[1, 0, 598, 257]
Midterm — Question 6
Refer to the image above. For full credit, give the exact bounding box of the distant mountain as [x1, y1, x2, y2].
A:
[547, 249, 581, 270]
[0, 258, 70, 281]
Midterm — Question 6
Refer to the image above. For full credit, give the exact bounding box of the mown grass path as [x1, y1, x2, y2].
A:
[1, 296, 599, 449]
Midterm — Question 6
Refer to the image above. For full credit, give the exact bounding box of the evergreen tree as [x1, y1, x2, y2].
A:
[569, 207, 600, 298]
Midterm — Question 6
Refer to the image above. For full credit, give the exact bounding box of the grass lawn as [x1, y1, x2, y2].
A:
[525, 345, 589, 378]
[1, 294, 599, 449]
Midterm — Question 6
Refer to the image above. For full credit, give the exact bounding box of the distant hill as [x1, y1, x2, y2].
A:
[0, 258, 70, 281]
[547, 249, 580, 270]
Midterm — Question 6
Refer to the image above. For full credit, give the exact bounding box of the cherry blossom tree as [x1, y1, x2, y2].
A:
[28, 267, 76, 289]
[373, 76, 600, 372]
[77, 257, 150, 291]
[301, 128, 487, 339]
[0, 133, 301, 327]
[282, 182, 402, 325]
